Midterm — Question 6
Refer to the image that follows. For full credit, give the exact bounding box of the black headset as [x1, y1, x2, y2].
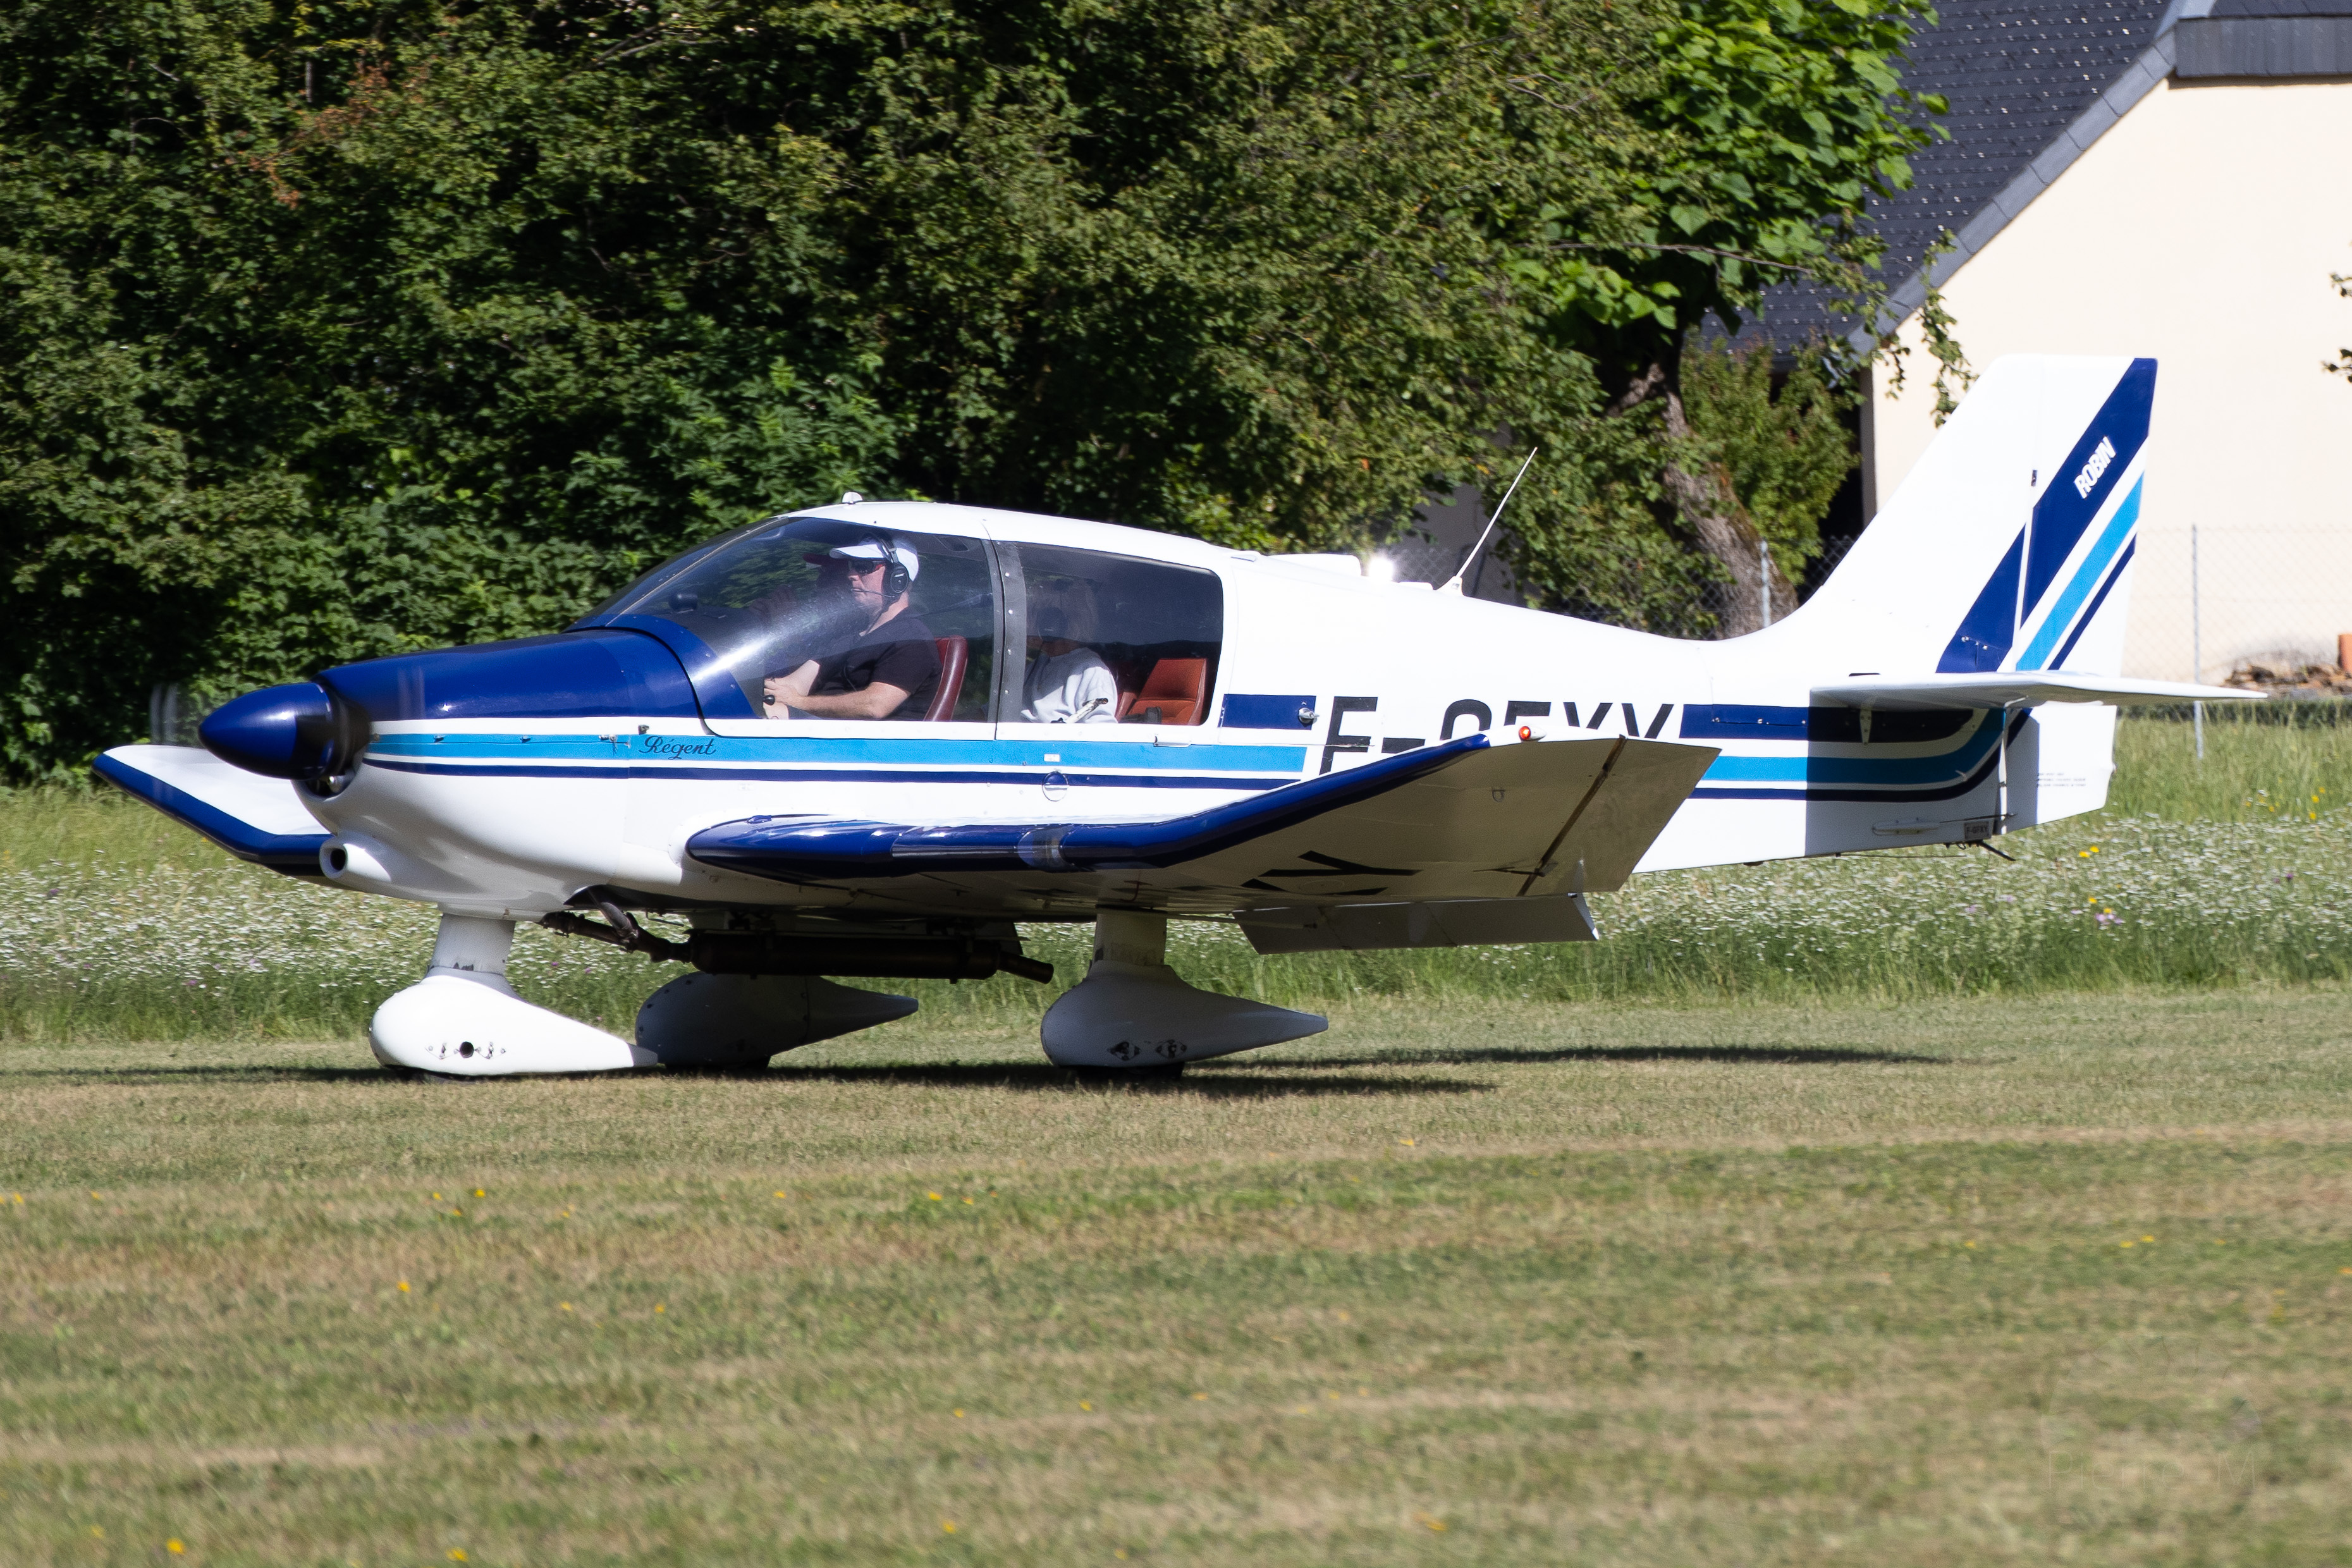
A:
[859, 532, 912, 599]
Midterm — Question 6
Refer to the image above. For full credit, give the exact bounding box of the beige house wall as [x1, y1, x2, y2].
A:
[1870, 75, 2352, 682]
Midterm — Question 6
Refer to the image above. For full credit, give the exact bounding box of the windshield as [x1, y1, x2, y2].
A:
[600, 517, 998, 721]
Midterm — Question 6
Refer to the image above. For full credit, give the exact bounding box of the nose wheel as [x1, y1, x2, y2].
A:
[370, 915, 652, 1077]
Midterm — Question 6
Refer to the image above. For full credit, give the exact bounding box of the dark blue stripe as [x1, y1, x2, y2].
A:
[1680, 703, 1810, 739]
[2049, 537, 2135, 671]
[688, 733, 1491, 880]
[2024, 358, 2157, 615]
[94, 754, 329, 877]
[1220, 693, 1316, 730]
[364, 759, 1293, 790]
[1937, 530, 2024, 673]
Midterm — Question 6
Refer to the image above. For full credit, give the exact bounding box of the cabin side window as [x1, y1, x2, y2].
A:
[1012, 545, 1222, 726]
[611, 517, 996, 722]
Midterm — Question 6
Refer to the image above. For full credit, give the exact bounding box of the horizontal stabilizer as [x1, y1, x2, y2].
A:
[95, 745, 329, 876]
[689, 732, 1719, 908]
[1813, 673, 2257, 712]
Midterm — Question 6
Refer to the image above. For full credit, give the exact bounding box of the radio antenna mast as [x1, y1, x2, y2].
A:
[1439, 448, 1540, 596]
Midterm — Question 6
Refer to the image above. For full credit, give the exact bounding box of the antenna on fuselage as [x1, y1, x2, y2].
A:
[1438, 447, 1539, 596]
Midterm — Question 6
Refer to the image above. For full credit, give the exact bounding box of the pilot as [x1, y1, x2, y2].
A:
[763, 535, 940, 720]
[1020, 585, 1118, 724]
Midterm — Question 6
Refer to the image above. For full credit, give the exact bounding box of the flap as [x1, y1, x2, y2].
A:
[1239, 895, 1598, 953]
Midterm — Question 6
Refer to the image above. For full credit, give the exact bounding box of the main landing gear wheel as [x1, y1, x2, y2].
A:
[1040, 909, 1323, 1073]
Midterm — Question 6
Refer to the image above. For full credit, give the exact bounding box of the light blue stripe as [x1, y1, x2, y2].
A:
[1700, 713, 1999, 785]
[368, 732, 1310, 773]
[2016, 477, 2143, 672]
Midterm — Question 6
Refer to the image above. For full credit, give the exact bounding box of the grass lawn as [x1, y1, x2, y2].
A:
[4, 991, 2351, 1566]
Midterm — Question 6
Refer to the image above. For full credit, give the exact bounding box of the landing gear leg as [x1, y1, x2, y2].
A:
[369, 913, 651, 1077]
[1040, 909, 1325, 1072]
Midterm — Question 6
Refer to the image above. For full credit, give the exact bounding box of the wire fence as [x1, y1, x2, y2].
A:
[2128, 524, 2352, 697]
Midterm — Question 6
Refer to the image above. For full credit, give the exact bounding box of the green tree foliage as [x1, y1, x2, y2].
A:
[1680, 338, 1857, 581]
[0, 0, 1935, 778]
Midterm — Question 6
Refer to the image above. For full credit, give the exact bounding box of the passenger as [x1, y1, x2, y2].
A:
[1020, 589, 1118, 724]
[763, 536, 939, 720]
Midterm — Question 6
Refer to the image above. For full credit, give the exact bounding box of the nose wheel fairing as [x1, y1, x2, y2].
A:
[369, 916, 654, 1076]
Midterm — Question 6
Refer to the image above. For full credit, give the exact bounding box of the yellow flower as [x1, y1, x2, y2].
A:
[1416, 1514, 1448, 1533]
[941, 1522, 957, 1533]
[167, 1542, 185, 1555]
[2142, 1235, 2155, 1243]
[655, 1304, 666, 1313]
[450, 1552, 469, 1562]
[397, 1281, 410, 1293]
[473, 1189, 485, 1198]
[927, 1192, 943, 1202]
[560, 1302, 573, 1312]
[953, 1409, 965, 1418]
[1192, 1392, 1208, 1400]
[963, 1196, 974, 1205]
[1079, 1401, 1093, 1411]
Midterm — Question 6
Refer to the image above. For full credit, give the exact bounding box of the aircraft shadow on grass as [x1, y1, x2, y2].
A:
[7, 1062, 1484, 1097]
[1259, 1044, 1960, 1069]
[764, 1063, 1485, 1097]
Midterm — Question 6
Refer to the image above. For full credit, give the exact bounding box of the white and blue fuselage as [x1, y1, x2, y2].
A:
[97, 354, 2247, 1075]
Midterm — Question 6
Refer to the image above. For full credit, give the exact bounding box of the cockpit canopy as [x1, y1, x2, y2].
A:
[575, 513, 1225, 726]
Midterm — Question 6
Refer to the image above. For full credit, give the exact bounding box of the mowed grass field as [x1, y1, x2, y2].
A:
[3, 710, 2351, 1564]
[6, 995, 2352, 1566]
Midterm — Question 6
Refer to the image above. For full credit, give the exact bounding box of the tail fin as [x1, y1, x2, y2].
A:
[1787, 355, 2155, 677]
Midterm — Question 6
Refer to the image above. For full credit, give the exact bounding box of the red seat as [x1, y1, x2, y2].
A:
[1117, 657, 1208, 726]
[924, 636, 969, 722]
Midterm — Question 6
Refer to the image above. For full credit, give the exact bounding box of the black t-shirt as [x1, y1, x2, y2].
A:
[808, 613, 940, 720]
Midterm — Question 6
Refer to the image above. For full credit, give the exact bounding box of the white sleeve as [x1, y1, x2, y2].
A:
[1072, 658, 1120, 722]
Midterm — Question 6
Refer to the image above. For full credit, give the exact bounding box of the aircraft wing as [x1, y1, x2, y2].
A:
[687, 732, 1719, 916]
[95, 745, 331, 876]
[1812, 673, 2257, 711]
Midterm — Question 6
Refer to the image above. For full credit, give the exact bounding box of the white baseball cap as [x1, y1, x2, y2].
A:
[818, 534, 919, 582]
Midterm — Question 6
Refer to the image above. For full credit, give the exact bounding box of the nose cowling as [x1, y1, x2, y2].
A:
[199, 682, 369, 780]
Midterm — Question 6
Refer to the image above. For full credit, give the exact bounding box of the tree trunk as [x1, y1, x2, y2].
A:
[1620, 361, 1799, 638]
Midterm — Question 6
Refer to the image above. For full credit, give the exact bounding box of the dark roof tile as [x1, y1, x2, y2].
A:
[1752, 0, 2172, 345]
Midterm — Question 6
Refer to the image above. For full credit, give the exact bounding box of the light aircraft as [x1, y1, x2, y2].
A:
[100, 355, 2247, 1077]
